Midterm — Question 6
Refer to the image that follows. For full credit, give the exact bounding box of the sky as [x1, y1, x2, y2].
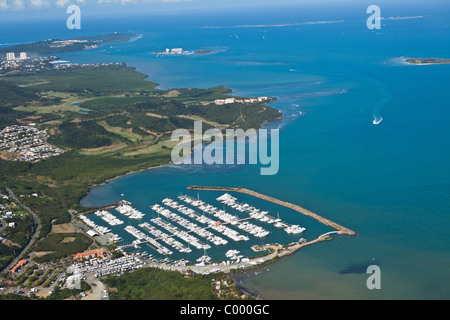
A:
[0, 0, 340, 22]
[0, 0, 304, 12]
[0, 0, 445, 22]
[0, 0, 421, 13]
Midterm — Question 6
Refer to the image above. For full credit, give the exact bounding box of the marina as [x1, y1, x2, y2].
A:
[79, 214, 111, 235]
[189, 186, 357, 236]
[115, 201, 145, 219]
[124, 225, 173, 256]
[151, 216, 210, 250]
[178, 195, 270, 238]
[77, 187, 354, 275]
[94, 210, 124, 226]
[139, 222, 192, 253]
[216, 193, 306, 235]
[2, 4, 446, 301]
[68, 253, 147, 278]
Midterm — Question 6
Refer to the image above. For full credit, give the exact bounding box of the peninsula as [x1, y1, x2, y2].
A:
[0, 33, 139, 57]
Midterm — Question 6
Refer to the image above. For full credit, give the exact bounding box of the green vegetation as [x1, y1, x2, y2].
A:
[0, 61, 281, 268]
[0, 293, 31, 300]
[0, 81, 39, 107]
[0, 33, 137, 56]
[14, 193, 70, 239]
[5, 64, 157, 95]
[2, 214, 34, 247]
[0, 194, 35, 271]
[49, 121, 118, 149]
[103, 268, 218, 300]
[46, 281, 91, 300]
[7, 262, 61, 289]
[43, 272, 59, 287]
[103, 268, 251, 300]
[33, 233, 92, 262]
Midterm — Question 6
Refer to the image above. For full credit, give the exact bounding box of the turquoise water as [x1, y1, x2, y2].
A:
[3, 1, 450, 299]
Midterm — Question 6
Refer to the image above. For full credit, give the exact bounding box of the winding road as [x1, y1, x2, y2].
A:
[0, 188, 41, 274]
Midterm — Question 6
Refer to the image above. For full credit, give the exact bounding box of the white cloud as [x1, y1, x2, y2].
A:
[55, 0, 70, 7]
[97, 0, 194, 5]
[29, 0, 50, 8]
[0, 0, 9, 10]
[0, 0, 194, 11]
[13, 0, 25, 9]
[97, 0, 139, 4]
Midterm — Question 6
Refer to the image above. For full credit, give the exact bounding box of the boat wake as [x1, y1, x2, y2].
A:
[373, 116, 383, 125]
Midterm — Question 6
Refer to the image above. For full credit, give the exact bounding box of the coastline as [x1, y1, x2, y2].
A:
[79, 162, 172, 207]
[403, 57, 450, 65]
[79, 113, 285, 208]
[141, 238, 330, 279]
[1, 4, 449, 302]
[75, 57, 284, 208]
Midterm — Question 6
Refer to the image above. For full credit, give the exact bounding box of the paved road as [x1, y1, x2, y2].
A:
[0, 188, 41, 274]
[82, 276, 107, 300]
[0, 219, 5, 234]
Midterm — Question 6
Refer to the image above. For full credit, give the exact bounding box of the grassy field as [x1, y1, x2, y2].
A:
[97, 120, 146, 143]
[33, 233, 93, 262]
[177, 114, 229, 128]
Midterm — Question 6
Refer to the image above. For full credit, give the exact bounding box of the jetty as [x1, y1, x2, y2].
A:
[187, 186, 356, 236]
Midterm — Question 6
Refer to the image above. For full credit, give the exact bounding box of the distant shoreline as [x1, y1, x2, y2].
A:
[204, 20, 344, 29]
[0, 33, 138, 57]
[404, 57, 450, 65]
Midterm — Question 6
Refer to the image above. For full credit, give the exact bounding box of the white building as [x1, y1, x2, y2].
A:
[19, 52, 27, 60]
[6, 52, 15, 61]
[87, 230, 98, 237]
[224, 98, 236, 104]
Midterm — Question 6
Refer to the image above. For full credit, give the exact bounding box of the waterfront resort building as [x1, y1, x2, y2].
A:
[73, 249, 107, 261]
[11, 260, 28, 274]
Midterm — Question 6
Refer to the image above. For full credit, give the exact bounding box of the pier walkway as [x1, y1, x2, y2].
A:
[119, 216, 255, 250]
[319, 231, 340, 239]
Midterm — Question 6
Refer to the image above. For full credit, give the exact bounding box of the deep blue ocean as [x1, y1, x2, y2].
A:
[2, 1, 449, 299]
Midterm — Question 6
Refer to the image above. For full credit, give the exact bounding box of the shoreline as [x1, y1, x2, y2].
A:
[80, 162, 172, 207]
[79, 113, 285, 208]
[142, 238, 330, 279]
[401, 57, 450, 66]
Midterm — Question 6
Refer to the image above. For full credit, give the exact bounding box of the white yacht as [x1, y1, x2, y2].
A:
[285, 225, 306, 234]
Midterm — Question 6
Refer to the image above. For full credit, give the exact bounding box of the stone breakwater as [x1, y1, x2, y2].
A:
[187, 186, 357, 236]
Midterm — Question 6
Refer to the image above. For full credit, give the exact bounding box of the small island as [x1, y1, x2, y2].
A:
[405, 58, 450, 65]
[155, 48, 216, 56]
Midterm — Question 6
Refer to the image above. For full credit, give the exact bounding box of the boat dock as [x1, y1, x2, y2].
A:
[187, 186, 356, 236]
[75, 187, 356, 276]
